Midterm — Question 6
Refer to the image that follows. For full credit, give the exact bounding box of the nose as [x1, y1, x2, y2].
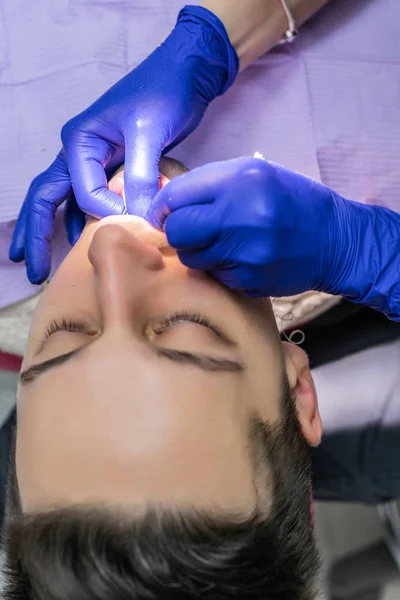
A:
[88, 224, 165, 326]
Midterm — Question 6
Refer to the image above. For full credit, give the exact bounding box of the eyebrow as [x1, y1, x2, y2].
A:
[19, 344, 244, 385]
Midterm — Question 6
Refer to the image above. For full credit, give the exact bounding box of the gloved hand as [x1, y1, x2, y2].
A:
[147, 157, 400, 321]
[9, 5, 238, 284]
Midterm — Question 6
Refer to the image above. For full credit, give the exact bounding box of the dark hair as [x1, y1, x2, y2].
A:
[1, 379, 319, 599]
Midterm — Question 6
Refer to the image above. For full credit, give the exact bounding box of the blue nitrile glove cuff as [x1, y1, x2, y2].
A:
[176, 5, 239, 94]
[320, 195, 400, 322]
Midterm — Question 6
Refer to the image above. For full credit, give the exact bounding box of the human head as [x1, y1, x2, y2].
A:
[2, 157, 322, 598]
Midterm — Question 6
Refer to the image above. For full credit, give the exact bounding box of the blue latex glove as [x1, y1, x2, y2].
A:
[147, 157, 400, 321]
[9, 5, 238, 284]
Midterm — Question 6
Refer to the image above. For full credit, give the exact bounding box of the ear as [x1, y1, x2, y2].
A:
[282, 342, 322, 447]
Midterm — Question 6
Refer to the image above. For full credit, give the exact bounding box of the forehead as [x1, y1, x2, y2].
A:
[16, 348, 257, 511]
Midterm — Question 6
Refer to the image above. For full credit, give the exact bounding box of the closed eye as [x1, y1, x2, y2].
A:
[44, 312, 223, 341]
[25, 313, 241, 384]
[152, 311, 223, 338]
[44, 319, 97, 339]
[42, 312, 235, 349]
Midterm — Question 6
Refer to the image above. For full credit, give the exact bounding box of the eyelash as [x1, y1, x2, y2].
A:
[153, 311, 217, 335]
[44, 312, 220, 339]
[44, 319, 93, 339]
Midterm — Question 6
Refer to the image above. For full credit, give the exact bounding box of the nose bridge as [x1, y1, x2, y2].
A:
[89, 224, 164, 325]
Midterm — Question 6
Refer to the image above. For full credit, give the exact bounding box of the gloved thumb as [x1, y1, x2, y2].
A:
[123, 126, 164, 217]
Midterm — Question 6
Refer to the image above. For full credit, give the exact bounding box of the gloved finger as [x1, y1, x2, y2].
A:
[23, 153, 73, 284]
[146, 157, 253, 229]
[209, 266, 263, 295]
[9, 151, 70, 264]
[64, 194, 86, 246]
[123, 125, 165, 217]
[63, 132, 126, 218]
[177, 247, 221, 272]
[164, 205, 220, 251]
[9, 200, 28, 262]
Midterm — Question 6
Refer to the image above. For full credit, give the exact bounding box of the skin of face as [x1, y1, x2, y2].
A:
[16, 160, 322, 515]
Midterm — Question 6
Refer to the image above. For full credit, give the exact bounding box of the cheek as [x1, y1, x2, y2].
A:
[24, 254, 91, 345]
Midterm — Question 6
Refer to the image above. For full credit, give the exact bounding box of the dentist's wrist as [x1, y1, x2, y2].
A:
[201, 0, 330, 70]
[175, 6, 239, 95]
[321, 196, 400, 321]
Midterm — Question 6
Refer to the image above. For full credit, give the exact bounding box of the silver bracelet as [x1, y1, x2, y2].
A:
[278, 0, 299, 44]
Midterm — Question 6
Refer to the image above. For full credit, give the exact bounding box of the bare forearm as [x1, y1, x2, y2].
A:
[202, 0, 330, 70]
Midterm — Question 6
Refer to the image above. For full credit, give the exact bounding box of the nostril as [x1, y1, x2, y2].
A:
[91, 223, 128, 249]
[89, 222, 165, 273]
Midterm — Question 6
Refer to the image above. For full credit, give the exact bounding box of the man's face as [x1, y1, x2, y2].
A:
[16, 159, 321, 515]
